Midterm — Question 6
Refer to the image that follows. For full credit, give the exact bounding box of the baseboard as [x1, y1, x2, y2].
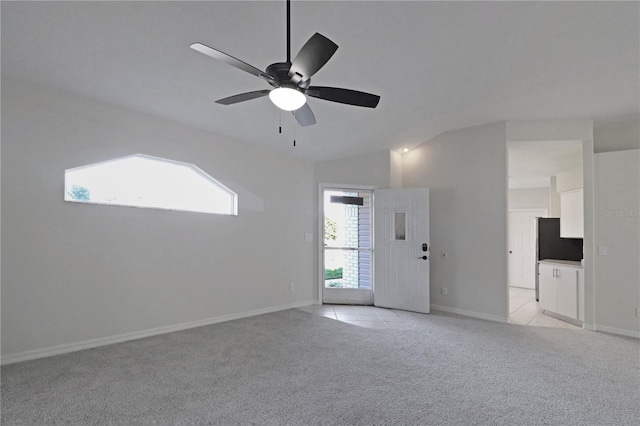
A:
[1, 300, 315, 365]
[593, 325, 640, 339]
[430, 304, 508, 323]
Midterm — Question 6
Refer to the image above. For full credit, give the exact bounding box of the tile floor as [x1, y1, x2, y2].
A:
[298, 288, 582, 330]
[297, 304, 416, 329]
[508, 287, 582, 329]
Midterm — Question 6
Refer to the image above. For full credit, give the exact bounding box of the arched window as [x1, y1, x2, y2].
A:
[65, 154, 237, 215]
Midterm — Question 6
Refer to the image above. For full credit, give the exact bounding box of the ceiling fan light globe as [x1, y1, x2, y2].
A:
[269, 87, 306, 111]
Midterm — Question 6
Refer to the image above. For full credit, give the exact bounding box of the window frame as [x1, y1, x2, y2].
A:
[64, 154, 238, 216]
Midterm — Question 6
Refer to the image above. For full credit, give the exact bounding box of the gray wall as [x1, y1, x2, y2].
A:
[403, 123, 509, 321]
[594, 149, 640, 336]
[1, 77, 316, 359]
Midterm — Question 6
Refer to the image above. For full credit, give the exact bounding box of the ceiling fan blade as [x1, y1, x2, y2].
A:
[293, 103, 316, 126]
[190, 43, 275, 84]
[289, 33, 338, 83]
[306, 86, 380, 108]
[215, 90, 271, 105]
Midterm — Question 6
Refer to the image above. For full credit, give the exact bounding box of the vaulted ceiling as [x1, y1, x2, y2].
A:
[2, 1, 638, 162]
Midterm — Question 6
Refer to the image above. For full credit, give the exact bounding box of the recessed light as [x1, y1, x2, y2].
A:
[403, 148, 409, 153]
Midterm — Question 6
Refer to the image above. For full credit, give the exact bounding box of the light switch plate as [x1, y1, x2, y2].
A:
[598, 246, 608, 255]
[304, 233, 313, 241]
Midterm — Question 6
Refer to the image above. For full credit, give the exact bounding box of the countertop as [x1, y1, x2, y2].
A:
[539, 259, 583, 268]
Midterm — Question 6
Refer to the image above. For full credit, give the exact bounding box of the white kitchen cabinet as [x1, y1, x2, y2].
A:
[538, 261, 583, 323]
[560, 189, 584, 238]
[555, 267, 579, 319]
[538, 263, 557, 312]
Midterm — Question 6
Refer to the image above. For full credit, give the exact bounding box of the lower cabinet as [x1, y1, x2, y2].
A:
[538, 263, 582, 321]
[539, 264, 557, 312]
[556, 267, 579, 319]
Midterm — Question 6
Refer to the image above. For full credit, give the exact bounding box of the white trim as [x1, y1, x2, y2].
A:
[0, 300, 315, 366]
[593, 325, 640, 339]
[317, 183, 377, 305]
[431, 304, 508, 323]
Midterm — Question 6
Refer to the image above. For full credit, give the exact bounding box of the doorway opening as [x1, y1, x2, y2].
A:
[320, 185, 374, 305]
[507, 140, 584, 329]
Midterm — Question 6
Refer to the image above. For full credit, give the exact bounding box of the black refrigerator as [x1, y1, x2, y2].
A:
[535, 218, 583, 301]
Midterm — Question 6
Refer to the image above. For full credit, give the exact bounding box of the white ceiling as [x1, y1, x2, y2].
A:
[2, 1, 638, 162]
[508, 140, 583, 189]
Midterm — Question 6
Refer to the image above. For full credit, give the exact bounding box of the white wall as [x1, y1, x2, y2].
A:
[508, 187, 549, 211]
[1, 77, 315, 360]
[506, 120, 593, 142]
[314, 150, 394, 188]
[390, 151, 403, 189]
[403, 123, 508, 322]
[594, 120, 640, 153]
[594, 149, 640, 337]
[549, 177, 561, 217]
[556, 168, 583, 192]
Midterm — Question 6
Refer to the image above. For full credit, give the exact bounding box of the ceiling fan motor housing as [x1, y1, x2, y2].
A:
[265, 62, 309, 90]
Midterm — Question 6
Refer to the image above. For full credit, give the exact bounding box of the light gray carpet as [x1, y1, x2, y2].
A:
[2, 309, 639, 425]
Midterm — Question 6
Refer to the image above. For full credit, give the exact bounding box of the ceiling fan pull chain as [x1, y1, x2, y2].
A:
[279, 111, 282, 134]
[293, 115, 297, 147]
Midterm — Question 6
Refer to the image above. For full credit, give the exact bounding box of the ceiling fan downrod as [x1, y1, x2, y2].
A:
[286, 0, 291, 63]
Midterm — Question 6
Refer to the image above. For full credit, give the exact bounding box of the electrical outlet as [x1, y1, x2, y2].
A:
[289, 282, 295, 292]
[304, 233, 313, 242]
[441, 287, 447, 295]
[441, 251, 447, 259]
[598, 246, 608, 256]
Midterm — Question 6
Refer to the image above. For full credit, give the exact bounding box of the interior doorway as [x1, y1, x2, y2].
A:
[507, 138, 585, 329]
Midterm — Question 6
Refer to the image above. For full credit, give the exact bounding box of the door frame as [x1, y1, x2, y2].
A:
[507, 208, 548, 289]
[318, 183, 377, 305]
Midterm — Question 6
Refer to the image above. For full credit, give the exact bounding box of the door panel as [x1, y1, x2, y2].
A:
[374, 188, 430, 313]
[509, 210, 545, 289]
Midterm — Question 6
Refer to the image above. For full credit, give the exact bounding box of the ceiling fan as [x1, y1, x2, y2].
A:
[190, 0, 380, 127]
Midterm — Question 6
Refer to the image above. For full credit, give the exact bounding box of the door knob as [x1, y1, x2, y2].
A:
[417, 255, 428, 260]
[509, 251, 513, 254]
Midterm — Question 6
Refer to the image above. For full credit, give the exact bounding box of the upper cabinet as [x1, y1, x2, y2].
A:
[560, 189, 584, 238]
[557, 169, 584, 238]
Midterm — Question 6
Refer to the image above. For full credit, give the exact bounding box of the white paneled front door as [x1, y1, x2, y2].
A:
[373, 188, 430, 313]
